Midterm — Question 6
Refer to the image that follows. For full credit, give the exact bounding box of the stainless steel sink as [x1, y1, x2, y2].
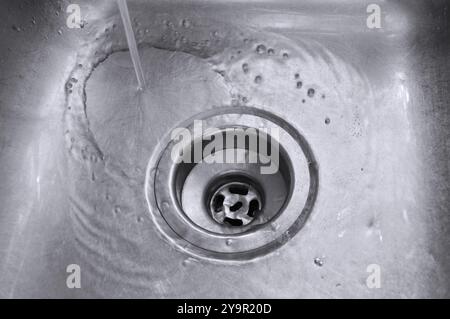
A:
[0, 0, 449, 298]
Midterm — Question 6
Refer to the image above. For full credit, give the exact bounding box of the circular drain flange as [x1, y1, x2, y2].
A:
[145, 106, 318, 261]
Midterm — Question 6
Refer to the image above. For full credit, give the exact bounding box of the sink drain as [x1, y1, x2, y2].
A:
[209, 177, 263, 227]
[145, 107, 318, 261]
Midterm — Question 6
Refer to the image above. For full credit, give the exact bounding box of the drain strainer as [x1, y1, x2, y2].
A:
[209, 179, 262, 227]
[145, 107, 318, 261]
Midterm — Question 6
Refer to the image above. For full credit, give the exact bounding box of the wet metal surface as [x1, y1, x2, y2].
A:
[0, 0, 449, 298]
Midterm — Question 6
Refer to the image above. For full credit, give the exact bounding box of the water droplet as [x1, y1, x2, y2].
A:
[256, 44, 266, 54]
[296, 81, 303, 89]
[242, 63, 249, 74]
[307, 88, 315, 97]
[226, 239, 232, 246]
[182, 257, 198, 267]
[57, 29, 63, 35]
[314, 257, 324, 267]
[254, 75, 263, 84]
[267, 48, 275, 55]
[161, 201, 170, 211]
[282, 52, 289, 59]
[215, 69, 226, 77]
[12, 25, 21, 32]
[114, 205, 121, 214]
[325, 117, 331, 125]
[181, 19, 191, 28]
[137, 216, 144, 223]
[295, 73, 300, 79]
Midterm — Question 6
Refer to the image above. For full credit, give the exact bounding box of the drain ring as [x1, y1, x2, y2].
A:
[145, 107, 318, 261]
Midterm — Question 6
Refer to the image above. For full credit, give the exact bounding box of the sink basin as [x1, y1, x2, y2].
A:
[0, 0, 449, 298]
